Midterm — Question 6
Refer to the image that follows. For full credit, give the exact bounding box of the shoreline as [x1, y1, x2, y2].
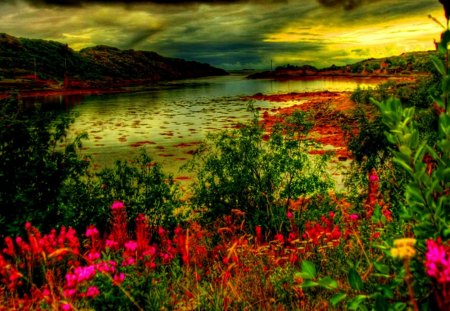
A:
[247, 91, 357, 160]
[0, 87, 134, 101]
[246, 71, 427, 83]
[0, 72, 421, 101]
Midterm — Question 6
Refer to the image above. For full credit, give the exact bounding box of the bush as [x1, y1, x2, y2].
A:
[59, 150, 182, 234]
[186, 107, 332, 234]
[0, 96, 89, 237]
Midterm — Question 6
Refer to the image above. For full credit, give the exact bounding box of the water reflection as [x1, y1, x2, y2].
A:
[55, 74, 383, 176]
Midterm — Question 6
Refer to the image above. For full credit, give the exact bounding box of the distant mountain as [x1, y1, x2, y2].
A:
[0, 33, 228, 90]
[247, 51, 436, 79]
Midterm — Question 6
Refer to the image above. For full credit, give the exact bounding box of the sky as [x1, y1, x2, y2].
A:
[0, 0, 446, 70]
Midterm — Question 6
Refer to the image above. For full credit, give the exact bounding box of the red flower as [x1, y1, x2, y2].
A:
[274, 233, 284, 244]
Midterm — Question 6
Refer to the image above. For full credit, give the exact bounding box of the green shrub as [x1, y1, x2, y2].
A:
[0, 96, 89, 237]
[60, 150, 181, 234]
[186, 107, 332, 233]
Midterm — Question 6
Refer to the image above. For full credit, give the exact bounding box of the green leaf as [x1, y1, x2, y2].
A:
[442, 75, 450, 94]
[301, 260, 316, 279]
[371, 204, 382, 223]
[301, 279, 319, 288]
[348, 268, 364, 291]
[443, 228, 450, 239]
[399, 145, 412, 158]
[348, 295, 367, 310]
[382, 287, 394, 299]
[393, 157, 413, 175]
[432, 95, 445, 109]
[441, 30, 450, 50]
[431, 55, 446, 76]
[375, 296, 389, 311]
[406, 185, 426, 205]
[373, 261, 389, 275]
[392, 302, 407, 311]
[318, 276, 338, 290]
[330, 292, 347, 307]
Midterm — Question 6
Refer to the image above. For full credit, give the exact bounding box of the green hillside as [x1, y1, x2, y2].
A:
[248, 50, 437, 79]
[0, 33, 227, 89]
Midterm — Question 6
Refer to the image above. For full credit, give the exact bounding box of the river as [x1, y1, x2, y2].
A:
[52, 73, 383, 177]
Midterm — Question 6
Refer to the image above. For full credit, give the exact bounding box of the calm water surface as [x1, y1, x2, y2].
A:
[59, 74, 383, 177]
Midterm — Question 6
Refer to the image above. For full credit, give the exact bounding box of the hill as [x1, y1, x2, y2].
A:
[0, 33, 227, 91]
[247, 51, 436, 79]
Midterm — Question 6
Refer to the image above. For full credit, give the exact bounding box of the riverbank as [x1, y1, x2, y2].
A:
[247, 71, 425, 83]
[245, 91, 357, 161]
[0, 84, 137, 101]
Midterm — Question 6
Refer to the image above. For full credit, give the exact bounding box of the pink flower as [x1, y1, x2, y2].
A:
[87, 251, 100, 261]
[86, 286, 100, 298]
[74, 265, 96, 282]
[25, 222, 32, 230]
[122, 256, 135, 266]
[425, 238, 450, 284]
[143, 246, 157, 257]
[96, 261, 116, 273]
[287, 211, 293, 219]
[329, 211, 335, 219]
[111, 201, 125, 210]
[65, 273, 77, 288]
[113, 273, 126, 286]
[61, 303, 73, 311]
[125, 240, 138, 252]
[105, 239, 119, 249]
[369, 174, 379, 182]
[85, 226, 99, 237]
[350, 214, 359, 221]
[63, 288, 77, 297]
[42, 288, 51, 297]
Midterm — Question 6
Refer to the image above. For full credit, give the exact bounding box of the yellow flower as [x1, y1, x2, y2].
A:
[393, 238, 416, 248]
[391, 238, 416, 260]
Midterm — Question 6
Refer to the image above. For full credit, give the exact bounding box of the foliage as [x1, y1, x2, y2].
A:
[333, 12, 450, 310]
[346, 74, 442, 218]
[186, 107, 332, 233]
[58, 150, 181, 235]
[376, 96, 449, 240]
[0, 96, 89, 237]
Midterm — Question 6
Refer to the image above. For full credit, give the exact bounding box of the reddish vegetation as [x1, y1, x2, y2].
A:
[0, 179, 392, 309]
[1, 88, 129, 100]
[173, 142, 201, 148]
[251, 91, 356, 160]
[129, 141, 156, 148]
[244, 91, 341, 103]
[174, 176, 192, 181]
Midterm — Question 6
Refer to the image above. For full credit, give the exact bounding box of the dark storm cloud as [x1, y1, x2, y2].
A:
[11, 0, 286, 7]
[317, 0, 366, 10]
[124, 29, 162, 49]
[152, 38, 326, 68]
[1, 0, 443, 69]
